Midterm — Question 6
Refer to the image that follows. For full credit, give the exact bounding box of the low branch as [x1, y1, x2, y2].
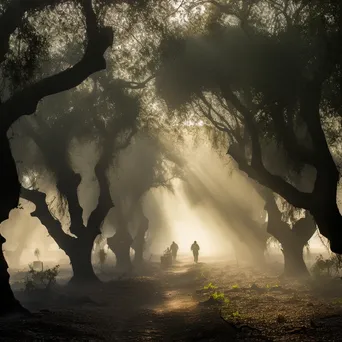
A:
[21, 118, 85, 237]
[219, 86, 313, 209]
[228, 143, 312, 209]
[262, 191, 292, 243]
[56, 171, 85, 238]
[20, 187, 74, 251]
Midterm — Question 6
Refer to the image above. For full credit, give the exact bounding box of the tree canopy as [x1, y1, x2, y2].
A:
[155, 0, 342, 253]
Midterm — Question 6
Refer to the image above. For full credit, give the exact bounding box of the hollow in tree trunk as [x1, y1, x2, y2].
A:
[67, 238, 99, 285]
[281, 241, 309, 278]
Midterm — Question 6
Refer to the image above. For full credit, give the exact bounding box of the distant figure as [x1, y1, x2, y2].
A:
[191, 241, 200, 263]
[170, 241, 179, 260]
[161, 247, 172, 268]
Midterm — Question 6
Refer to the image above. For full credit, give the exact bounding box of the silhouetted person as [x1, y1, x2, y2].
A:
[170, 241, 179, 260]
[191, 241, 200, 263]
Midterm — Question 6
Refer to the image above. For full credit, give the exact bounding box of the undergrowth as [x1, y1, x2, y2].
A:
[24, 264, 60, 292]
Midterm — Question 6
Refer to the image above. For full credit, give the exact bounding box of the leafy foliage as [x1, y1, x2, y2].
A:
[210, 291, 229, 304]
[311, 254, 342, 278]
[203, 282, 217, 290]
[24, 264, 60, 292]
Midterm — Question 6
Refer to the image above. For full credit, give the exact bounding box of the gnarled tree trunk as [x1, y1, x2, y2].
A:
[133, 234, 145, 265]
[0, 236, 27, 315]
[264, 192, 316, 278]
[0, 136, 27, 315]
[108, 229, 133, 272]
[0, 0, 113, 315]
[133, 213, 149, 265]
[311, 201, 342, 253]
[67, 237, 99, 285]
[281, 240, 309, 278]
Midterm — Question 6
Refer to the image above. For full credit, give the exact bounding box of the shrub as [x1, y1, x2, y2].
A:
[311, 254, 342, 278]
[24, 264, 60, 292]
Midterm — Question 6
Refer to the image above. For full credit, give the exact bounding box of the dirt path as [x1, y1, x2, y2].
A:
[91, 259, 233, 341]
[1, 258, 232, 341]
[2, 257, 342, 341]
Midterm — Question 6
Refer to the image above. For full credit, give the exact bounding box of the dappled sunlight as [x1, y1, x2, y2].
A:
[154, 293, 197, 314]
[167, 266, 190, 275]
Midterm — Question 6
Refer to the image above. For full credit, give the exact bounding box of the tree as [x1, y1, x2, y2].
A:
[155, 0, 342, 253]
[262, 189, 316, 277]
[0, 0, 113, 315]
[18, 76, 138, 284]
[107, 133, 181, 269]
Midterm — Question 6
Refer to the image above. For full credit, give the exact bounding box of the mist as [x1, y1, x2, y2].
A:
[2, 127, 331, 271]
[1, 1, 342, 340]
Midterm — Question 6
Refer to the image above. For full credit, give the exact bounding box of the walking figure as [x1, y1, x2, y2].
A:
[170, 241, 179, 261]
[191, 241, 200, 263]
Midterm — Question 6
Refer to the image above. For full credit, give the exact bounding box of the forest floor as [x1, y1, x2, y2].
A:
[1, 256, 342, 341]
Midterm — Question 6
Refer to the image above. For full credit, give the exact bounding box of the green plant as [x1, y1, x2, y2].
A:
[203, 282, 217, 290]
[332, 298, 342, 305]
[311, 254, 342, 277]
[265, 284, 279, 290]
[232, 311, 241, 318]
[24, 264, 60, 292]
[232, 284, 239, 289]
[211, 291, 229, 304]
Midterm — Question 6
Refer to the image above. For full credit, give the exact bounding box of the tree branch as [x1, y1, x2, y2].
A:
[20, 186, 74, 251]
[221, 86, 314, 209]
[227, 142, 311, 209]
[0, 0, 65, 63]
[113, 75, 155, 89]
[0, 0, 113, 134]
[221, 87, 263, 169]
[268, 104, 317, 166]
[21, 117, 85, 238]
[56, 171, 85, 238]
